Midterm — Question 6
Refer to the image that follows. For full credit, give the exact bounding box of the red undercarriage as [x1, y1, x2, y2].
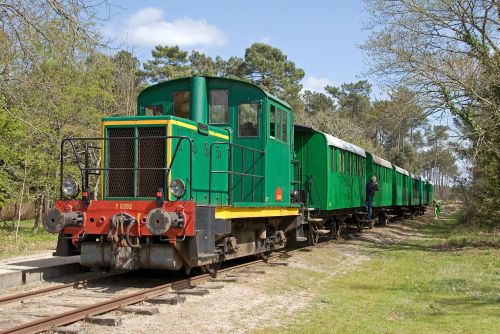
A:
[56, 199, 196, 246]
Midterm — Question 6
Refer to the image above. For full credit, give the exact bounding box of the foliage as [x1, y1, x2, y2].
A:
[0, 219, 56, 258]
[362, 0, 499, 227]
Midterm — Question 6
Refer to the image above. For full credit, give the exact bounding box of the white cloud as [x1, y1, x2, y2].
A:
[106, 7, 227, 48]
[259, 36, 271, 44]
[302, 76, 335, 93]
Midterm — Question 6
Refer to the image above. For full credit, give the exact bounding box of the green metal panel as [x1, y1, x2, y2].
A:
[294, 130, 327, 209]
[403, 174, 411, 206]
[168, 117, 229, 205]
[426, 181, 434, 204]
[392, 167, 404, 206]
[419, 178, 425, 205]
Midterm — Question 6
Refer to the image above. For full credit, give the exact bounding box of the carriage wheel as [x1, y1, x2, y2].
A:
[308, 224, 320, 246]
[357, 220, 363, 233]
[331, 221, 341, 240]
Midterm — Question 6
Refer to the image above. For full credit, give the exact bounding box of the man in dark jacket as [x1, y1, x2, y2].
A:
[366, 175, 378, 221]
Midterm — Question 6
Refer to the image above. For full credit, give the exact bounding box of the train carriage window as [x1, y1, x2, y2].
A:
[343, 152, 346, 173]
[339, 150, 343, 173]
[238, 102, 259, 137]
[144, 105, 163, 116]
[333, 148, 337, 172]
[173, 91, 190, 119]
[329, 147, 334, 172]
[281, 109, 287, 142]
[275, 108, 282, 140]
[209, 90, 228, 124]
[270, 105, 276, 137]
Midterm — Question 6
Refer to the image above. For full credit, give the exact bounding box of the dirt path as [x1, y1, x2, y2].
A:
[78, 210, 438, 334]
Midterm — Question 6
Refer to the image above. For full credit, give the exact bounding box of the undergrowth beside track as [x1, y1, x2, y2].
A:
[0, 220, 56, 259]
[254, 209, 500, 334]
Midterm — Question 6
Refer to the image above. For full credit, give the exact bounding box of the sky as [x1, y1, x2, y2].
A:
[101, 0, 371, 94]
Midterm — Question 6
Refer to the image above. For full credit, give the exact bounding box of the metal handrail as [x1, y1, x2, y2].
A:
[60, 136, 194, 200]
[208, 142, 265, 205]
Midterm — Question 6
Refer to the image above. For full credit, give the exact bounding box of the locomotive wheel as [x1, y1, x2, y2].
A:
[258, 251, 272, 263]
[201, 263, 220, 278]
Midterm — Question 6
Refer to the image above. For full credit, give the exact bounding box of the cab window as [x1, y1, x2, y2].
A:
[144, 105, 163, 116]
[238, 102, 259, 137]
[270, 105, 276, 137]
[173, 91, 190, 118]
[281, 109, 287, 142]
[209, 90, 228, 124]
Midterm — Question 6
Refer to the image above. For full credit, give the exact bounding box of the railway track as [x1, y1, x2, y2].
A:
[0, 221, 400, 334]
[0, 255, 282, 334]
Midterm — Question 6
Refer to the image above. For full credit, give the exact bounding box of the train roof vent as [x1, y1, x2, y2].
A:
[372, 155, 392, 169]
[323, 133, 366, 157]
[394, 165, 410, 176]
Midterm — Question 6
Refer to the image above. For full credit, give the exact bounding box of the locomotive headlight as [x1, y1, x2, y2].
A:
[62, 178, 79, 198]
[169, 178, 186, 198]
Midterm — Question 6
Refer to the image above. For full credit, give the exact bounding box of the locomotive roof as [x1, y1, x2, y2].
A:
[372, 155, 392, 169]
[394, 165, 410, 176]
[139, 76, 292, 109]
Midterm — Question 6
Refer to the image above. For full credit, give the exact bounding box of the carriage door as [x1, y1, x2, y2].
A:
[232, 100, 264, 204]
[267, 103, 290, 205]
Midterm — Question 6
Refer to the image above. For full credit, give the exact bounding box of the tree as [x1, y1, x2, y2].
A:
[363, 0, 499, 226]
[302, 90, 335, 115]
[0, 0, 108, 84]
[241, 43, 305, 111]
[110, 51, 142, 116]
[325, 80, 372, 116]
[142, 46, 192, 82]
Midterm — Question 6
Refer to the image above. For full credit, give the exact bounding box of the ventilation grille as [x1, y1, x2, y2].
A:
[107, 128, 135, 197]
[106, 127, 166, 198]
[137, 127, 166, 197]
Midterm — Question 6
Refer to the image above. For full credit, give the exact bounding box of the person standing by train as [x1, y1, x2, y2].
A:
[366, 175, 378, 221]
[433, 199, 441, 219]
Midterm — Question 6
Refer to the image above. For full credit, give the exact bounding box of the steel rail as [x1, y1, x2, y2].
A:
[0, 257, 278, 334]
[0, 271, 130, 306]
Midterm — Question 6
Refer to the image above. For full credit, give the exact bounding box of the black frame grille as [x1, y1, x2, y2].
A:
[137, 127, 166, 197]
[107, 128, 135, 197]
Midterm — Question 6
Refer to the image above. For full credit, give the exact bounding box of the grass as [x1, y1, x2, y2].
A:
[0, 219, 57, 259]
[254, 210, 500, 334]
